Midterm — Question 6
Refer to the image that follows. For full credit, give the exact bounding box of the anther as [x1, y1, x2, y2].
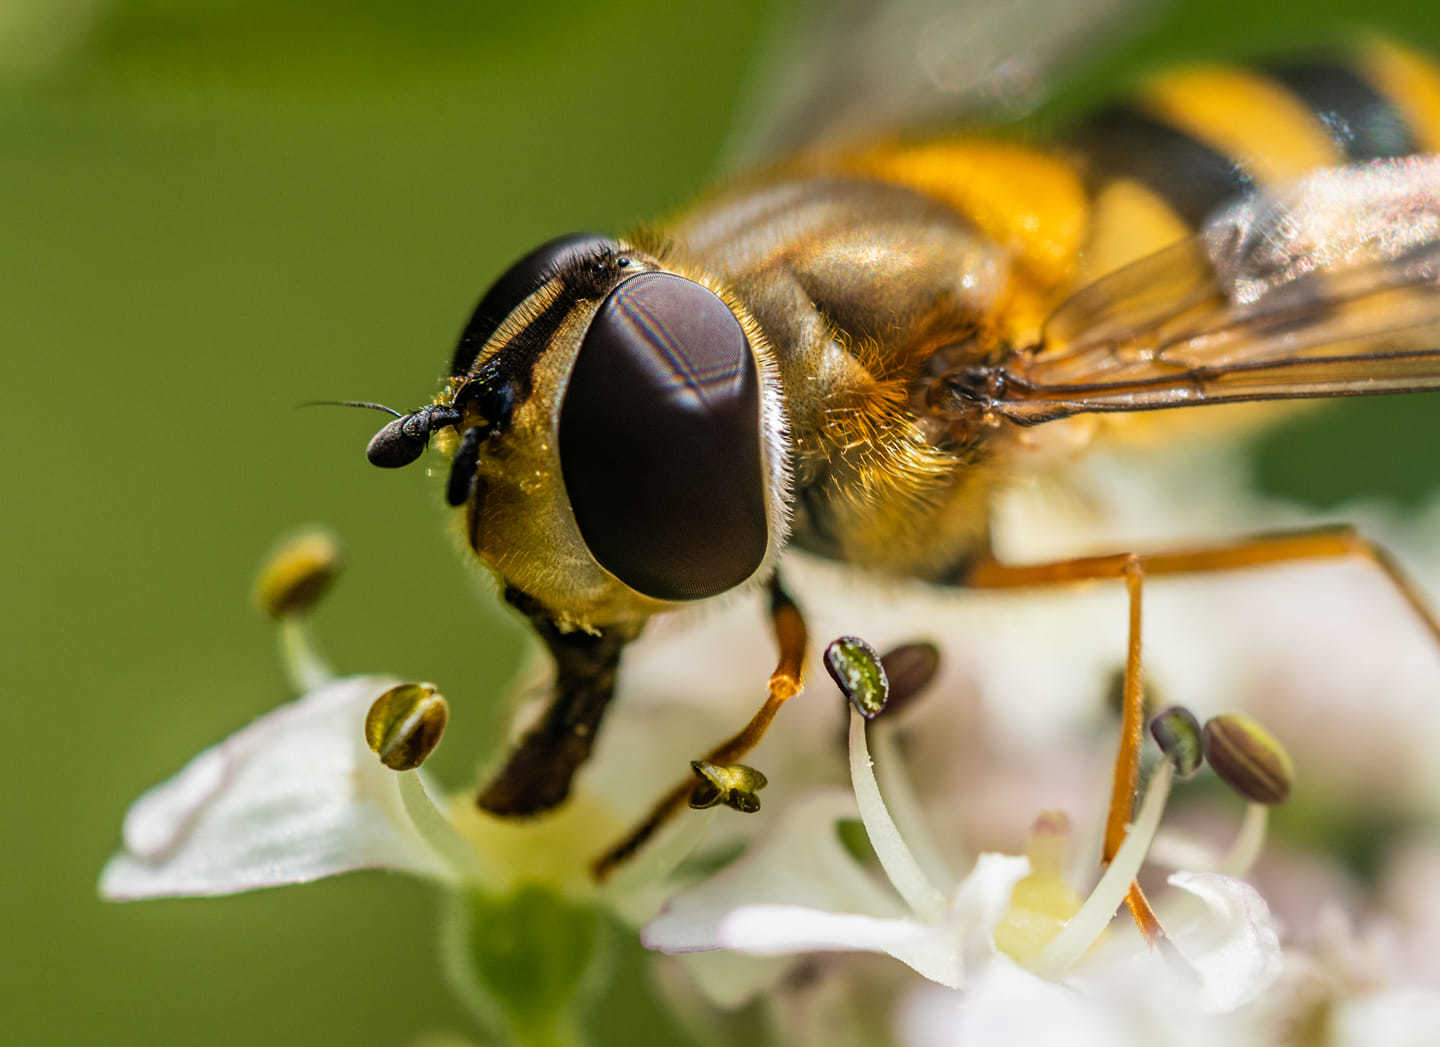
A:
[1203, 713, 1294, 806]
[254, 529, 341, 620]
[1149, 705, 1204, 779]
[365, 682, 449, 771]
[879, 641, 941, 716]
[824, 636, 889, 719]
[688, 760, 768, 813]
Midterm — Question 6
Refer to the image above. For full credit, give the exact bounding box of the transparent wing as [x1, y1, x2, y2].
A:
[977, 155, 1440, 424]
[722, 0, 1155, 169]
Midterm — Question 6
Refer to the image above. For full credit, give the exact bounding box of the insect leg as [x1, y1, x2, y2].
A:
[961, 524, 1440, 940]
[591, 577, 808, 881]
[476, 589, 637, 817]
[964, 524, 1440, 645]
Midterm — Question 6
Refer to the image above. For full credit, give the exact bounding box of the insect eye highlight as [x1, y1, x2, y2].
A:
[558, 272, 769, 602]
[450, 232, 620, 377]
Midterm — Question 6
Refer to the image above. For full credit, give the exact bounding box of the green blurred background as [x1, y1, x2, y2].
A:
[7, 1, 1440, 1044]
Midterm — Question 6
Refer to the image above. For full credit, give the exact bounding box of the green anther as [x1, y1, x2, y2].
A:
[1203, 713, 1295, 806]
[365, 682, 449, 770]
[254, 529, 341, 620]
[688, 760, 768, 813]
[1149, 705, 1204, 779]
[824, 636, 890, 718]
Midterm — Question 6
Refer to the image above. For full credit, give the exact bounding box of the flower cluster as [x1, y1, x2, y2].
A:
[102, 448, 1440, 1044]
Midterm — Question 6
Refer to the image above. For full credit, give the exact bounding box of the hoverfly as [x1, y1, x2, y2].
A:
[352, 1, 1440, 882]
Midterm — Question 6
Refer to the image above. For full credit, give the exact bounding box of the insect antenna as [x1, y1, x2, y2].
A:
[300, 399, 405, 418]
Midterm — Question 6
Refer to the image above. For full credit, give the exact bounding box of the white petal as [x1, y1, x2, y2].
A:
[899, 960, 1124, 1047]
[1164, 870, 1283, 1012]
[948, 853, 1031, 971]
[902, 952, 1284, 1047]
[99, 676, 452, 899]
[1329, 988, 1440, 1047]
[643, 789, 904, 950]
[716, 904, 963, 988]
[644, 789, 913, 1001]
[645, 790, 1030, 992]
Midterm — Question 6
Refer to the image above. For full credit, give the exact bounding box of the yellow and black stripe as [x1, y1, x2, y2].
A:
[1075, 41, 1440, 275]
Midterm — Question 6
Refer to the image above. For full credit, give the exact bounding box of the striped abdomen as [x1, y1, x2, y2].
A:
[1075, 41, 1440, 277]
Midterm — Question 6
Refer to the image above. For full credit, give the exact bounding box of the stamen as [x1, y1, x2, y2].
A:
[254, 529, 340, 620]
[848, 709, 947, 922]
[1149, 706, 1204, 779]
[1028, 759, 1175, 979]
[365, 682, 449, 771]
[869, 640, 950, 882]
[1203, 714, 1294, 807]
[254, 530, 341, 693]
[590, 578, 807, 882]
[1217, 803, 1269, 878]
[688, 761, 768, 813]
[825, 637, 889, 719]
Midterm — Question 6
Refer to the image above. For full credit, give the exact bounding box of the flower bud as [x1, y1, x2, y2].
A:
[688, 760, 768, 813]
[824, 636, 889, 719]
[1149, 705, 1204, 779]
[1203, 713, 1294, 805]
[365, 682, 448, 770]
[254, 529, 341, 620]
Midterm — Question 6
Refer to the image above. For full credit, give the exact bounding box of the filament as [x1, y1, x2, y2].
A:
[397, 770, 494, 884]
[1217, 803, 1269, 878]
[871, 724, 954, 887]
[277, 617, 334, 694]
[1029, 759, 1175, 978]
[848, 709, 948, 922]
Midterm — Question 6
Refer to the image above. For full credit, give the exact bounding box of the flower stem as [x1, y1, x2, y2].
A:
[1217, 802, 1268, 878]
[1029, 759, 1174, 979]
[848, 709, 948, 922]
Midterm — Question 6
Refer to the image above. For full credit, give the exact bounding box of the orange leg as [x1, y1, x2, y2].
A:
[964, 524, 1440, 941]
[591, 582, 808, 882]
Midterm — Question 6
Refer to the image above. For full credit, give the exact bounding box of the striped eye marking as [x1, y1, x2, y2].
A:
[449, 233, 618, 379]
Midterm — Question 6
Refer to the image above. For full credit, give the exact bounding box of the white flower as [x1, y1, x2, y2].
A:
[100, 446, 1440, 1040]
[643, 786, 1028, 993]
[898, 949, 1278, 1047]
[97, 607, 748, 912]
[99, 674, 479, 900]
[644, 691, 1283, 1014]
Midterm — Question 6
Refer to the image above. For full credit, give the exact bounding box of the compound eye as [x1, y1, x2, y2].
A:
[560, 272, 769, 601]
[450, 233, 619, 377]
